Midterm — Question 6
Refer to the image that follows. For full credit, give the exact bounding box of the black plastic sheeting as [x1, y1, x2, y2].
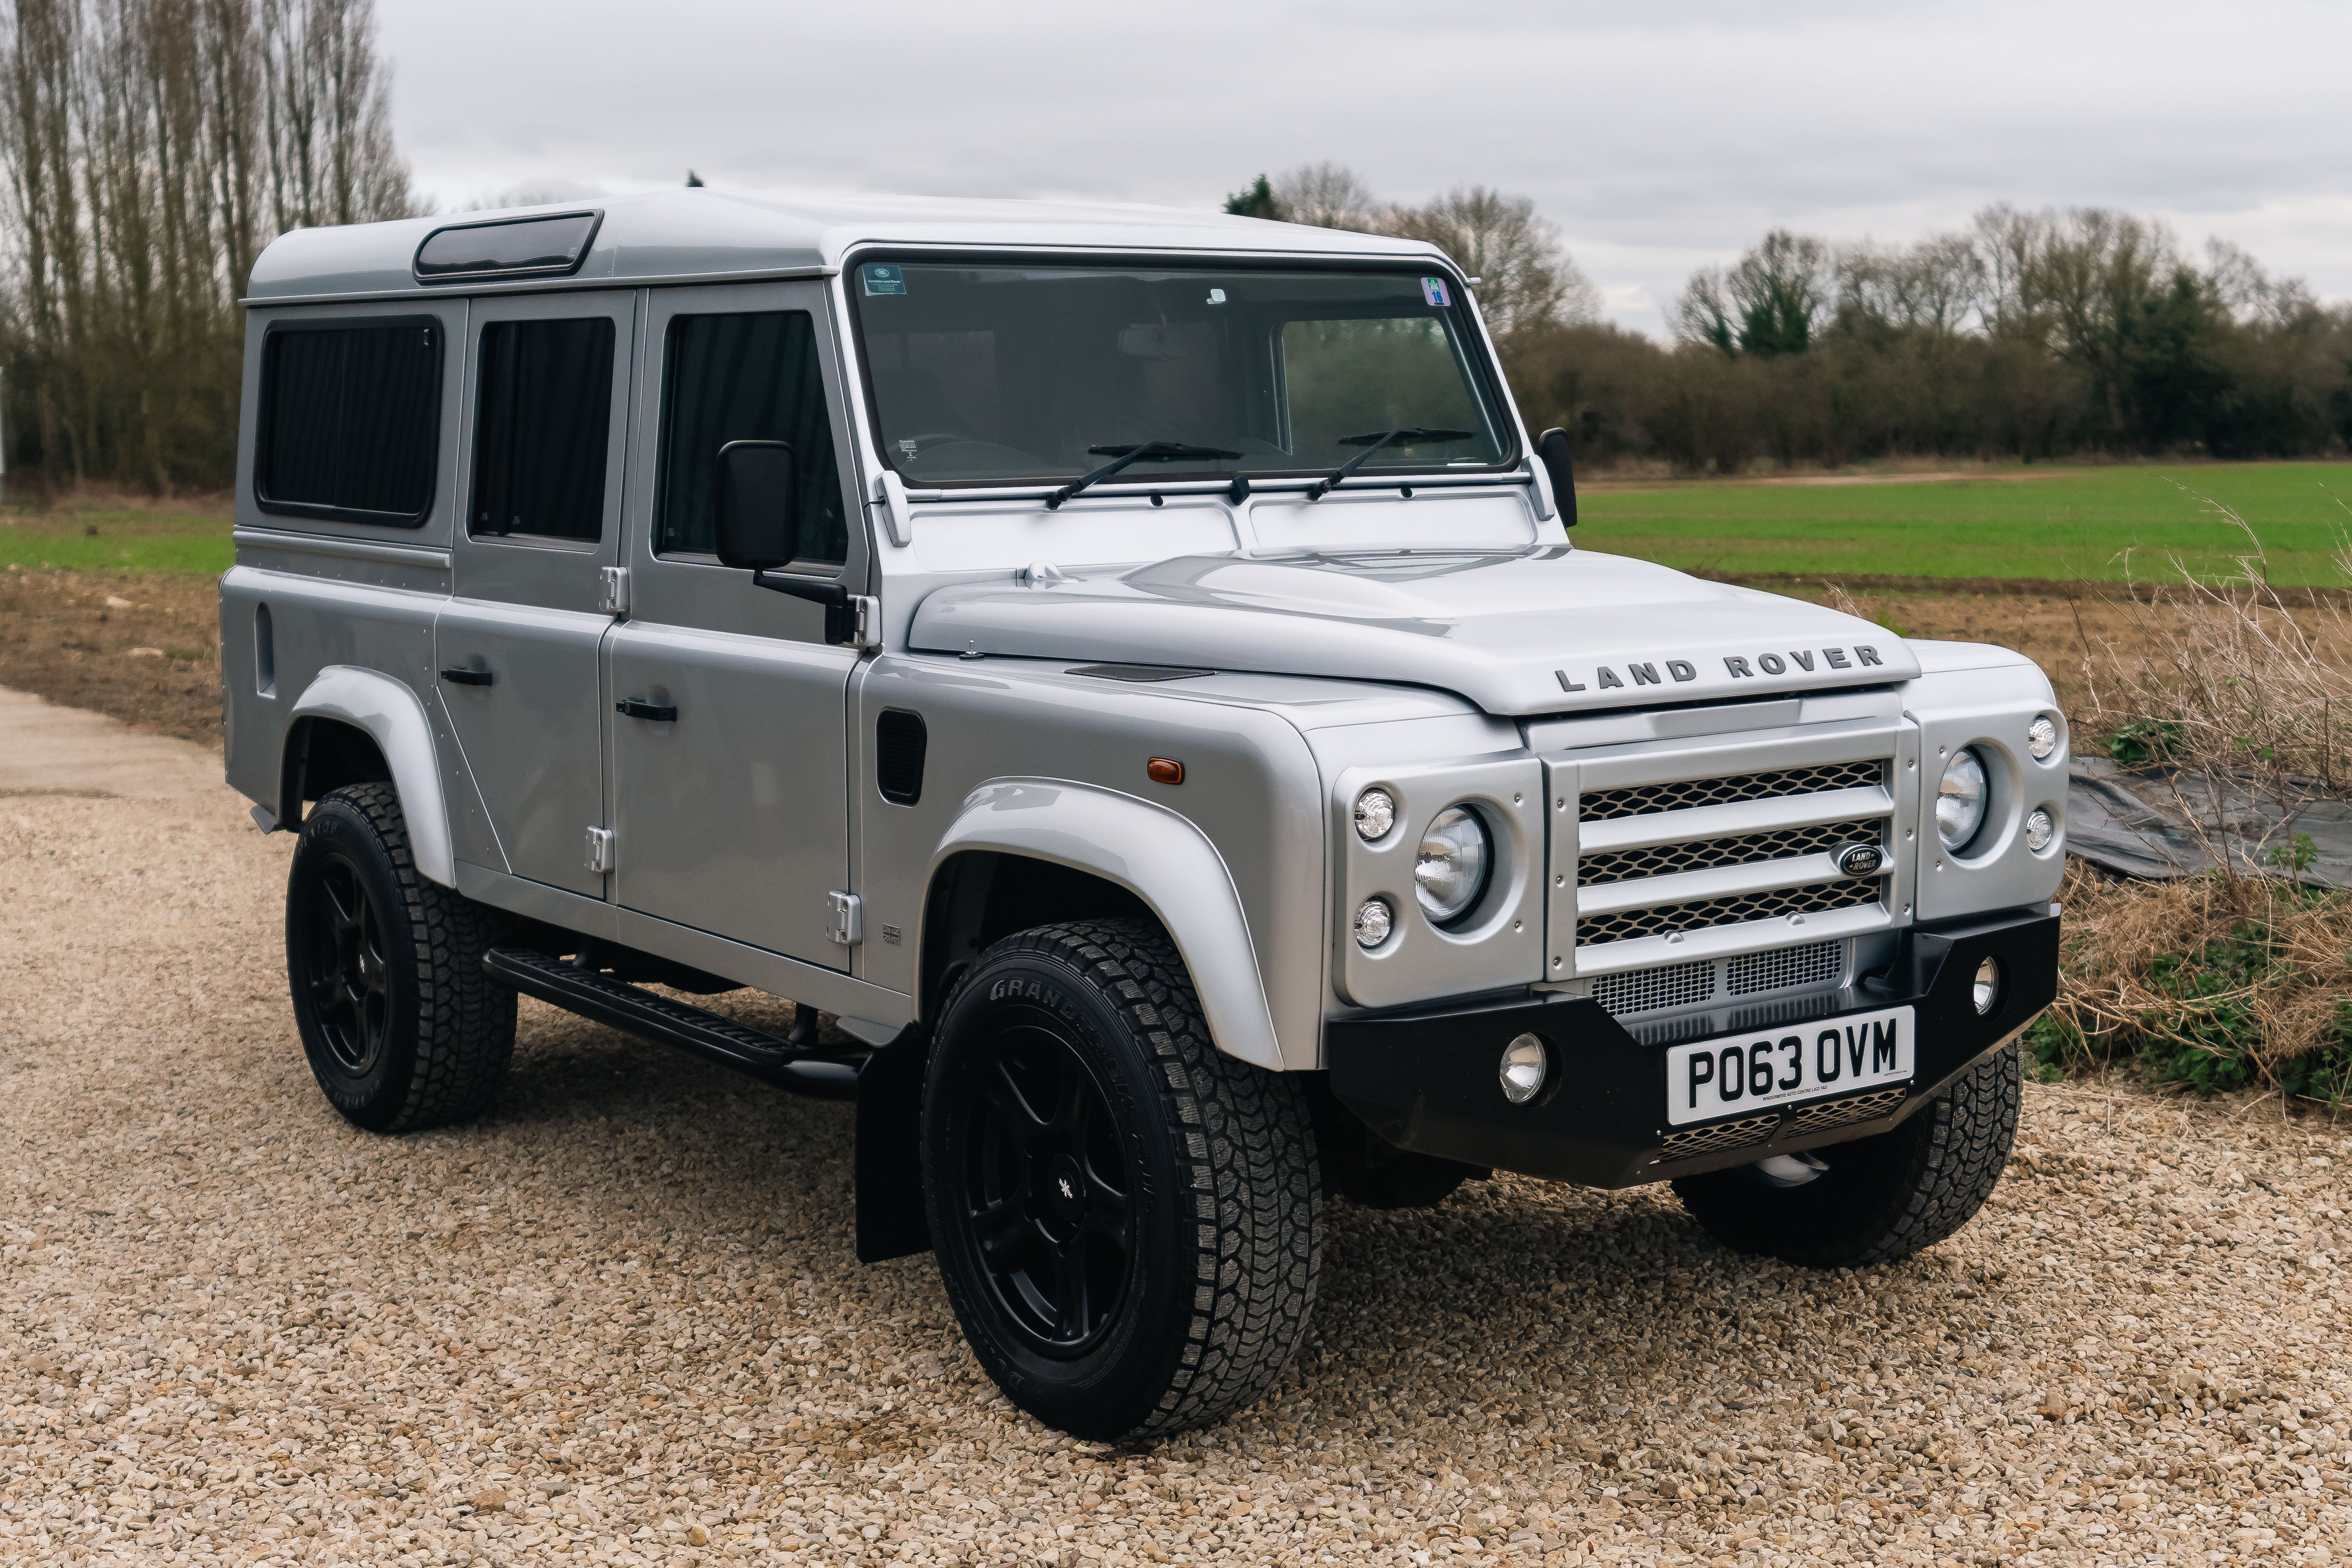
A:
[2065, 757, 2352, 889]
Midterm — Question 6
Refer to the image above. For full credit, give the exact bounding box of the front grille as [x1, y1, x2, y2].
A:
[1655, 1113, 1779, 1163]
[1787, 1086, 1907, 1135]
[1727, 940, 1846, 997]
[1592, 959, 1715, 1017]
[1577, 878, 1883, 947]
[1578, 759, 1882, 823]
[1579, 818, 1881, 887]
[1592, 940, 1846, 1020]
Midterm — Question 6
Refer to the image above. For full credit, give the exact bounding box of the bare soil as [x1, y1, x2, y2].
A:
[0, 567, 223, 745]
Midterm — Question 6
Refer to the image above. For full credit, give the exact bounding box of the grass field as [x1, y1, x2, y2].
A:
[8, 462, 2352, 584]
[0, 509, 234, 574]
[1578, 461, 2352, 586]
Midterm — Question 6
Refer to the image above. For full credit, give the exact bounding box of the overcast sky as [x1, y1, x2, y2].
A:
[382, 0, 2352, 336]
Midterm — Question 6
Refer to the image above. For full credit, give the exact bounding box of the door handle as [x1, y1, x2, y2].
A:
[616, 698, 678, 723]
[439, 666, 494, 687]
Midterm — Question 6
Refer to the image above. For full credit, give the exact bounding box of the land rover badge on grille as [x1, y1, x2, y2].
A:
[1835, 842, 1885, 878]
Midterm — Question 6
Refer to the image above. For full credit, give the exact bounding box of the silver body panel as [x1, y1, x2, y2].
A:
[224, 192, 2067, 1078]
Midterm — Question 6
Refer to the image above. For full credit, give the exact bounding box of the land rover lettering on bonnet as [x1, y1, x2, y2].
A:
[219, 189, 2065, 1442]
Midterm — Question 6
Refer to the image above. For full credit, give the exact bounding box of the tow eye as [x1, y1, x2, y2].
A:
[1741, 1151, 1830, 1189]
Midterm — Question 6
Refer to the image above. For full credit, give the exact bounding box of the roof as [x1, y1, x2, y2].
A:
[244, 188, 1449, 303]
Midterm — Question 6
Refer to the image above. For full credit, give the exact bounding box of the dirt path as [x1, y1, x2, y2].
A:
[6, 710, 2352, 1564]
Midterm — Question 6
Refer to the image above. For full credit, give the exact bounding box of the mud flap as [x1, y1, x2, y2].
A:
[854, 1028, 932, 1263]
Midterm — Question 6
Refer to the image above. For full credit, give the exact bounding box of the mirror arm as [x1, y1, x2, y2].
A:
[751, 572, 862, 647]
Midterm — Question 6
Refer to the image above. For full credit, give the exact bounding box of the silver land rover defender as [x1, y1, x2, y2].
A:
[220, 192, 2065, 1440]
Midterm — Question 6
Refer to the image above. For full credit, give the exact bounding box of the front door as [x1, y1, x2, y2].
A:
[437, 291, 636, 897]
[605, 281, 864, 968]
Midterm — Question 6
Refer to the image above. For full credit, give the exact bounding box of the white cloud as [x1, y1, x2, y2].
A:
[380, 0, 2352, 337]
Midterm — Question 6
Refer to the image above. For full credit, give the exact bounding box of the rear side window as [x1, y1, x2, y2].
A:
[255, 317, 441, 526]
[654, 311, 847, 565]
[469, 317, 616, 541]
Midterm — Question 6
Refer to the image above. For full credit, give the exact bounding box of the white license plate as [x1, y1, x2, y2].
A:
[1664, 1006, 1915, 1127]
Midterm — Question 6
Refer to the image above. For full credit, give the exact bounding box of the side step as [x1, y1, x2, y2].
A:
[481, 946, 860, 1101]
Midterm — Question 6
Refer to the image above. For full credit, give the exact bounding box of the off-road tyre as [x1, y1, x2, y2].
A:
[922, 918, 1321, 1440]
[1672, 1041, 2022, 1269]
[285, 782, 516, 1133]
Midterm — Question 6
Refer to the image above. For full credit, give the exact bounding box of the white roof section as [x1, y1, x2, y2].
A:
[245, 188, 1450, 303]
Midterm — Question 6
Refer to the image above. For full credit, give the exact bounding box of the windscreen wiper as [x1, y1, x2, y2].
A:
[1045, 441, 1243, 510]
[1307, 427, 1476, 500]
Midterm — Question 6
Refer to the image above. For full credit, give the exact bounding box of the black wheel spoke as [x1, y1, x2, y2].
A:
[1049, 1243, 1090, 1340]
[1081, 1171, 1130, 1241]
[981, 1060, 1048, 1152]
[1049, 1067, 1091, 1145]
[971, 1197, 1029, 1266]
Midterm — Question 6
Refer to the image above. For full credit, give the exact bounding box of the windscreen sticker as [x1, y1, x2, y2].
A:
[1420, 276, 1451, 307]
[862, 263, 908, 296]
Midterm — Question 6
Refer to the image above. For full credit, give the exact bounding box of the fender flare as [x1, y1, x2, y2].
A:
[926, 778, 1284, 1071]
[288, 665, 457, 888]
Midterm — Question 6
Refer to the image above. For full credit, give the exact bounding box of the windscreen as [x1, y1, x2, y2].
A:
[850, 261, 1510, 486]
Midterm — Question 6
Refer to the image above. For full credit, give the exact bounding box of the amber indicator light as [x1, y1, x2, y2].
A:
[1147, 757, 1184, 785]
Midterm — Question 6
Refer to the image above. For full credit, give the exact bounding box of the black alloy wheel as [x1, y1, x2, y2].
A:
[923, 919, 1321, 1440]
[285, 782, 516, 1133]
[300, 854, 392, 1077]
[960, 1021, 1137, 1355]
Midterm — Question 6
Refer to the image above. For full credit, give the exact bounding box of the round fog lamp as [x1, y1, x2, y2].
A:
[2028, 714, 2060, 761]
[1499, 1034, 1548, 1104]
[1353, 897, 1394, 949]
[1972, 956, 2001, 1015]
[2025, 807, 2056, 853]
[1414, 804, 1494, 924]
[1937, 748, 1990, 853]
[1353, 787, 1396, 841]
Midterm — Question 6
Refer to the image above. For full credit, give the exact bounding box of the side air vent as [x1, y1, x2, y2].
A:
[876, 710, 926, 805]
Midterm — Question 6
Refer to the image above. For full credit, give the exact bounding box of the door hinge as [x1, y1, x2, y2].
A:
[598, 567, 631, 616]
[585, 827, 617, 873]
[828, 890, 863, 946]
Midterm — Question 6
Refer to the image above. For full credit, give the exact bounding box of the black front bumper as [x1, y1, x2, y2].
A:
[1325, 905, 2059, 1189]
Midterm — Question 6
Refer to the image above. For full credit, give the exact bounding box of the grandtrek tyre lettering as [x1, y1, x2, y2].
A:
[1719, 1046, 1744, 1100]
[1817, 1028, 1843, 1081]
[1748, 1041, 1773, 1096]
[1688, 1049, 1716, 1108]
[1779, 1037, 1803, 1091]
[1872, 1017, 1901, 1073]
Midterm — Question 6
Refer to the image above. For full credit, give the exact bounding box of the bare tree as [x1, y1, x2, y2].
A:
[1382, 185, 1597, 338]
[261, 0, 411, 231]
[1674, 230, 1830, 357]
[1271, 161, 1377, 231]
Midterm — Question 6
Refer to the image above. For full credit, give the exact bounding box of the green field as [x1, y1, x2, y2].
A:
[1, 510, 235, 574]
[8, 462, 2352, 584]
[1578, 462, 2352, 586]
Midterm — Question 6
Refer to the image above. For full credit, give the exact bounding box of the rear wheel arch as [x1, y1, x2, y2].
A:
[282, 666, 457, 887]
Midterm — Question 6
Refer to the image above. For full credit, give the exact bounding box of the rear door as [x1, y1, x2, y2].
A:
[436, 290, 636, 897]
[604, 281, 865, 968]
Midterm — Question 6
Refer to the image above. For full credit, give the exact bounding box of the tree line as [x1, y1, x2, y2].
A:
[1234, 165, 2352, 471]
[0, 0, 411, 495]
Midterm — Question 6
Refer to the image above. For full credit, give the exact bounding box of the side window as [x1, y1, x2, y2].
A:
[654, 310, 847, 565]
[469, 317, 616, 541]
[256, 318, 440, 525]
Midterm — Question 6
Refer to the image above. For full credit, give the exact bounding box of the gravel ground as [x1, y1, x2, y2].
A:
[8, 781, 2352, 1567]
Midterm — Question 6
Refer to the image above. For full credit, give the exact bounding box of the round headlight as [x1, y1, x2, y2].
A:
[1972, 956, 2001, 1015]
[2027, 715, 2060, 762]
[1499, 1034, 1549, 1104]
[1353, 897, 1393, 949]
[1414, 805, 1493, 924]
[1353, 787, 1396, 841]
[2025, 807, 2056, 853]
[1936, 748, 1989, 853]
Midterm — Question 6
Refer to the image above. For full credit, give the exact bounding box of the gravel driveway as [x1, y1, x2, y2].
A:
[7, 768, 2352, 1566]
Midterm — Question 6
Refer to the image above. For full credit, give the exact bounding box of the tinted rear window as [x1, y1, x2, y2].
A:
[256, 319, 441, 525]
[470, 317, 616, 541]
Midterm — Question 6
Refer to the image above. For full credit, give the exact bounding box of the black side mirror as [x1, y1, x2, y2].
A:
[1535, 427, 1577, 528]
[714, 439, 798, 568]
